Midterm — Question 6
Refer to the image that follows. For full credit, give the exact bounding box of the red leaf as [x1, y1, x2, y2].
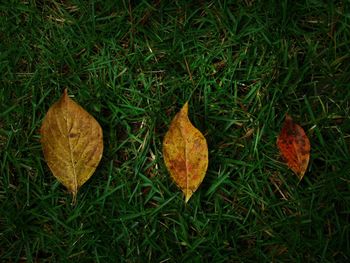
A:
[277, 114, 310, 180]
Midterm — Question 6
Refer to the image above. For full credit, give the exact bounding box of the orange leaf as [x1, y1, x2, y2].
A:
[277, 114, 310, 180]
[163, 102, 208, 202]
[40, 89, 103, 203]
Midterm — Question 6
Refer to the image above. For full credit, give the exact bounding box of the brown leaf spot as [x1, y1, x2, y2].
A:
[69, 133, 78, 138]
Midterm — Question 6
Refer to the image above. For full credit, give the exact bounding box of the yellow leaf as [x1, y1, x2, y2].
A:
[40, 89, 103, 203]
[163, 102, 208, 202]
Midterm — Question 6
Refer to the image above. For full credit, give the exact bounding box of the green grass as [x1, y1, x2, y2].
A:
[1, 0, 350, 262]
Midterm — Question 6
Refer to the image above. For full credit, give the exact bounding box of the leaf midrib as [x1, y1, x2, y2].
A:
[65, 100, 78, 193]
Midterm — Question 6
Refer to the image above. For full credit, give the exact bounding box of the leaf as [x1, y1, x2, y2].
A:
[277, 114, 310, 180]
[40, 89, 103, 202]
[163, 102, 208, 202]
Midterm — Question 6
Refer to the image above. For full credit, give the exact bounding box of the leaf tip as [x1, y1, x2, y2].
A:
[181, 101, 189, 114]
[184, 191, 192, 203]
[71, 191, 77, 205]
[61, 88, 70, 103]
[285, 113, 292, 122]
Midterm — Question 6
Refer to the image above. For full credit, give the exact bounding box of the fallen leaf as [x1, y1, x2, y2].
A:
[41, 89, 103, 203]
[163, 102, 208, 202]
[277, 114, 310, 180]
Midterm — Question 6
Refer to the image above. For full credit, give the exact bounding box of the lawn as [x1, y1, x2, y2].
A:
[1, 0, 350, 262]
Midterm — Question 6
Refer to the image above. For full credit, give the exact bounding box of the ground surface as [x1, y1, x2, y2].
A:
[1, 1, 350, 262]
